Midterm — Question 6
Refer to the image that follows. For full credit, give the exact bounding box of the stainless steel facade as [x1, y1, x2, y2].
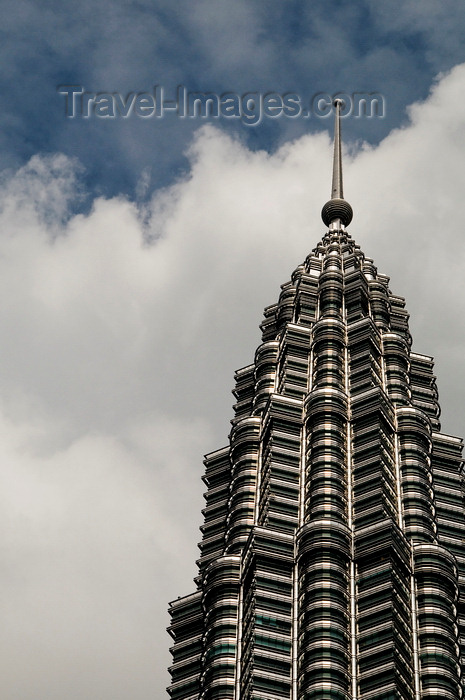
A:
[167, 108, 465, 700]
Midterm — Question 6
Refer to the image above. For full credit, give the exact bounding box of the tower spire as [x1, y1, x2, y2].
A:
[331, 97, 344, 199]
[321, 98, 353, 228]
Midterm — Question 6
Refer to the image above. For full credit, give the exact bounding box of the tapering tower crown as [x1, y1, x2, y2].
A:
[321, 98, 353, 228]
[168, 91, 465, 700]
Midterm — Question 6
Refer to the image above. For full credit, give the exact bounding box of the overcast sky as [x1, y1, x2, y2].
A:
[2, 2, 465, 699]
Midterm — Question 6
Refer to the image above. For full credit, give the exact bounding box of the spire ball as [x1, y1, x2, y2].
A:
[321, 198, 353, 227]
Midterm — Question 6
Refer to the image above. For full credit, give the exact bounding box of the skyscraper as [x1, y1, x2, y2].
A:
[167, 101, 465, 700]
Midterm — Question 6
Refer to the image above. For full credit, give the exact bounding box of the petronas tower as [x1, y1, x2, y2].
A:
[167, 101, 465, 700]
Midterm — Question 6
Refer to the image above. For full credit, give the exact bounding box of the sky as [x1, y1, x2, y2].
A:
[2, 1, 465, 699]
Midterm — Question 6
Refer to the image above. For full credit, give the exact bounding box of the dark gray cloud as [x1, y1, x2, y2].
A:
[1, 0, 465, 199]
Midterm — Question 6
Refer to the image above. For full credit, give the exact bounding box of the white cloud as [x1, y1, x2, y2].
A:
[0, 409, 209, 699]
[0, 64, 465, 698]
